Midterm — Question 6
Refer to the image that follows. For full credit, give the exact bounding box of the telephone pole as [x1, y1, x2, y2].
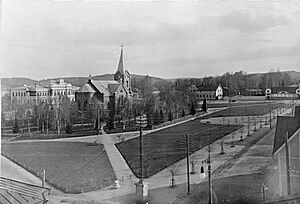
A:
[285, 131, 291, 195]
[208, 145, 213, 204]
[185, 133, 190, 195]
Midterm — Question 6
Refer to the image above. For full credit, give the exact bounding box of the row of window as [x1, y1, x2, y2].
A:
[53, 90, 74, 96]
[12, 90, 75, 97]
[197, 94, 215, 98]
[12, 92, 26, 97]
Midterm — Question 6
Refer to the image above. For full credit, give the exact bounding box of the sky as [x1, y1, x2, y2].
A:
[1, 0, 300, 80]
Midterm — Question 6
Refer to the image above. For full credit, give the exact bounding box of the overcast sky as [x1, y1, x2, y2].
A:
[1, 0, 300, 80]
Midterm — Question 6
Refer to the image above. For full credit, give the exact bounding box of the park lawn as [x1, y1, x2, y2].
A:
[1, 141, 117, 193]
[205, 103, 285, 118]
[206, 101, 268, 109]
[116, 119, 241, 178]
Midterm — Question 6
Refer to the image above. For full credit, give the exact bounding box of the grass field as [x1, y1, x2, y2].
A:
[1, 141, 117, 193]
[206, 101, 269, 109]
[205, 102, 285, 118]
[116, 119, 241, 178]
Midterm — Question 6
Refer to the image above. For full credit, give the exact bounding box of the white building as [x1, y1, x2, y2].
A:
[10, 79, 78, 105]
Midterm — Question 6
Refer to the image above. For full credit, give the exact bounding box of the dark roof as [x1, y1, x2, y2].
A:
[76, 84, 96, 93]
[273, 105, 300, 154]
[108, 83, 120, 94]
[0, 177, 50, 204]
[269, 87, 298, 94]
[197, 85, 220, 91]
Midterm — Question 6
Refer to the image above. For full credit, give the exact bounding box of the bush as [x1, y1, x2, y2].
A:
[65, 124, 73, 134]
[12, 119, 19, 133]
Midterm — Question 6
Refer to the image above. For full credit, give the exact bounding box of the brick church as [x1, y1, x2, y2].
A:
[75, 46, 132, 112]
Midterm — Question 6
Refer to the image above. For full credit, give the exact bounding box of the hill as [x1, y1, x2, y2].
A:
[1, 74, 166, 91]
[285, 70, 300, 83]
[1, 78, 38, 91]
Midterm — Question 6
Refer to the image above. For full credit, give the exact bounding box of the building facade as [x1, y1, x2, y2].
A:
[189, 84, 223, 100]
[10, 79, 78, 105]
[265, 87, 300, 100]
[75, 46, 132, 111]
[273, 105, 300, 196]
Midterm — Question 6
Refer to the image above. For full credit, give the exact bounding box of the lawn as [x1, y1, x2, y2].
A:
[1, 141, 117, 193]
[116, 118, 241, 178]
[204, 102, 285, 118]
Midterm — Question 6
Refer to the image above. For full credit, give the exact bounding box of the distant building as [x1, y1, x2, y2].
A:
[75, 46, 132, 111]
[189, 84, 223, 100]
[265, 86, 300, 99]
[10, 79, 77, 105]
[273, 105, 300, 196]
[245, 88, 263, 96]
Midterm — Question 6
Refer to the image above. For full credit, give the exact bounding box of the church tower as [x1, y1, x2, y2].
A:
[114, 45, 131, 94]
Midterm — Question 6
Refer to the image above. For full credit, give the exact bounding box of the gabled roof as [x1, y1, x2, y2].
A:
[76, 84, 96, 93]
[108, 83, 121, 94]
[273, 105, 300, 154]
[197, 85, 221, 91]
[268, 87, 299, 94]
[90, 80, 121, 95]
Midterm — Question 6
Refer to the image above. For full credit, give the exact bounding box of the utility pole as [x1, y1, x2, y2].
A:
[185, 133, 190, 195]
[208, 145, 213, 204]
[247, 116, 250, 136]
[135, 114, 148, 204]
[285, 131, 291, 195]
[97, 107, 101, 134]
[42, 169, 45, 188]
[139, 115, 143, 181]
[269, 106, 272, 130]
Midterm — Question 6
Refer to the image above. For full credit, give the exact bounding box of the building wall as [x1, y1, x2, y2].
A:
[276, 128, 300, 196]
[10, 80, 76, 106]
[265, 88, 300, 99]
[196, 90, 216, 100]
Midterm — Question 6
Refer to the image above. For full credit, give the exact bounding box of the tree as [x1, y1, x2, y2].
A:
[190, 102, 196, 115]
[168, 111, 173, 121]
[107, 96, 116, 129]
[159, 109, 164, 124]
[153, 110, 159, 125]
[12, 117, 19, 133]
[202, 98, 208, 113]
[181, 109, 185, 117]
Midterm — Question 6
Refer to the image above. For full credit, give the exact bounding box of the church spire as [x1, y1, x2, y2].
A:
[116, 44, 124, 75]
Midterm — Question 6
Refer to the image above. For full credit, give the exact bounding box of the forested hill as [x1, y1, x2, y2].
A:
[1, 78, 38, 91]
[1, 71, 300, 94]
[1, 74, 165, 90]
[172, 70, 300, 95]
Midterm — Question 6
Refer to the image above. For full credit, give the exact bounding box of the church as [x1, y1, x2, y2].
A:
[75, 46, 132, 112]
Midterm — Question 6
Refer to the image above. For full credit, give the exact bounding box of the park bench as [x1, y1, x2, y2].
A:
[0, 177, 50, 204]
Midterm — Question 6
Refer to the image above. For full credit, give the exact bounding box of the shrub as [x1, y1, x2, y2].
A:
[65, 124, 73, 134]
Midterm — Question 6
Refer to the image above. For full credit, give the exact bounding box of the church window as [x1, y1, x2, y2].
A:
[126, 81, 129, 88]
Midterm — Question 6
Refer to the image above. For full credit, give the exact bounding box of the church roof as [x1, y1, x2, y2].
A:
[115, 45, 124, 75]
[108, 83, 121, 94]
[90, 80, 120, 95]
[76, 84, 96, 93]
